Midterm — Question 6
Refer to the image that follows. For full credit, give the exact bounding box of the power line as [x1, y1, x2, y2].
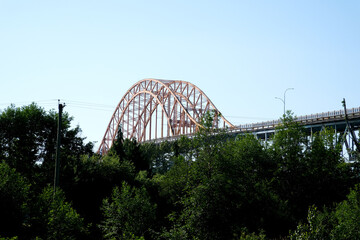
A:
[62, 99, 115, 109]
[0, 99, 58, 107]
[65, 105, 114, 112]
[0, 100, 276, 119]
[0, 99, 116, 112]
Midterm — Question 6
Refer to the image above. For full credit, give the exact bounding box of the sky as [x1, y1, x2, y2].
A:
[1, 0, 359, 149]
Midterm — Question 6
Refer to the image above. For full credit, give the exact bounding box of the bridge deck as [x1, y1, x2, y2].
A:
[233, 107, 360, 133]
[145, 107, 360, 143]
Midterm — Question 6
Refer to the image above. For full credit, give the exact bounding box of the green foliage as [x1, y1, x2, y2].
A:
[331, 184, 360, 239]
[270, 112, 308, 167]
[157, 155, 192, 206]
[268, 112, 356, 229]
[0, 103, 93, 184]
[0, 103, 53, 178]
[2, 103, 360, 239]
[100, 182, 156, 239]
[174, 134, 282, 239]
[303, 128, 353, 205]
[154, 111, 358, 239]
[110, 127, 126, 160]
[123, 138, 150, 172]
[109, 127, 150, 172]
[72, 154, 136, 186]
[291, 184, 360, 239]
[141, 140, 176, 174]
[238, 230, 267, 240]
[155, 112, 280, 238]
[290, 206, 335, 240]
[0, 162, 30, 238]
[32, 186, 89, 240]
[61, 154, 136, 238]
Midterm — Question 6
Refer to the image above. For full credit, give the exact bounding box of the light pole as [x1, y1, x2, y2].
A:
[275, 88, 294, 116]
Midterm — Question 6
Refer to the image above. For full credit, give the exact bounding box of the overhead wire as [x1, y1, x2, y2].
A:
[0, 99, 116, 112]
[0, 99, 59, 107]
[63, 99, 115, 112]
[0, 99, 277, 119]
[62, 99, 115, 109]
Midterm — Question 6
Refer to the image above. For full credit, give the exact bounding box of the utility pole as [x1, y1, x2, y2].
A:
[342, 98, 360, 153]
[54, 100, 65, 192]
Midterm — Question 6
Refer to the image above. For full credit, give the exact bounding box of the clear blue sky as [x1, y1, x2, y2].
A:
[1, 0, 359, 148]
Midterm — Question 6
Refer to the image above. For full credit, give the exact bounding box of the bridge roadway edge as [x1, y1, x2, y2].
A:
[143, 107, 360, 144]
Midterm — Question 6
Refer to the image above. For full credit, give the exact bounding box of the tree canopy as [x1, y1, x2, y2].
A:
[0, 104, 359, 239]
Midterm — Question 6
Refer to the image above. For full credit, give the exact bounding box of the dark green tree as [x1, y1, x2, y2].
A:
[100, 182, 156, 239]
[0, 162, 30, 238]
[31, 186, 89, 240]
[177, 134, 284, 239]
[0, 103, 54, 178]
[269, 112, 317, 226]
[62, 154, 136, 239]
[109, 127, 125, 161]
[269, 112, 356, 230]
[109, 127, 150, 172]
[156, 112, 283, 239]
[291, 184, 360, 239]
[0, 103, 93, 185]
[141, 140, 175, 174]
[331, 184, 360, 239]
[303, 128, 354, 207]
[123, 138, 150, 172]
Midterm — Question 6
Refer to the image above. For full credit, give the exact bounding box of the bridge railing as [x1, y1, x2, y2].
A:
[235, 107, 360, 132]
[143, 107, 360, 143]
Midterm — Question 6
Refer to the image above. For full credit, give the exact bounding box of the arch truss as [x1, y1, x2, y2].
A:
[98, 79, 234, 154]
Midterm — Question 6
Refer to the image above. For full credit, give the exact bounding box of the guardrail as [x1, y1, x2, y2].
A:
[234, 107, 360, 132]
[144, 107, 360, 143]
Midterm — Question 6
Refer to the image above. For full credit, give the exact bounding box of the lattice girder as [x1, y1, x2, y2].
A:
[98, 79, 234, 154]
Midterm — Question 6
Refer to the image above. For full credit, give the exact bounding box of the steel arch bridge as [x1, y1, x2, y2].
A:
[98, 79, 235, 154]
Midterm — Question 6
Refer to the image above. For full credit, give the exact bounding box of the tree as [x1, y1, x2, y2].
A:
[269, 112, 321, 225]
[109, 127, 150, 172]
[290, 206, 334, 240]
[176, 134, 284, 239]
[61, 154, 136, 239]
[0, 162, 30, 238]
[100, 182, 156, 239]
[123, 138, 150, 172]
[156, 112, 285, 239]
[0, 103, 54, 178]
[0, 103, 93, 185]
[108, 127, 126, 161]
[141, 140, 175, 175]
[303, 128, 354, 207]
[269, 112, 358, 231]
[331, 184, 360, 239]
[291, 184, 360, 239]
[31, 186, 89, 240]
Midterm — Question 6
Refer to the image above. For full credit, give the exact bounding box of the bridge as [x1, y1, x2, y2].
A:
[98, 79, 360, 155]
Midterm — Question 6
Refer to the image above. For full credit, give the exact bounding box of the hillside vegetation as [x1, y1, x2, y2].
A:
[1, 103, 359, 239]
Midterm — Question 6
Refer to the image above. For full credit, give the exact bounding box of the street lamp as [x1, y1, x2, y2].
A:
[275, 88, 294, 116]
